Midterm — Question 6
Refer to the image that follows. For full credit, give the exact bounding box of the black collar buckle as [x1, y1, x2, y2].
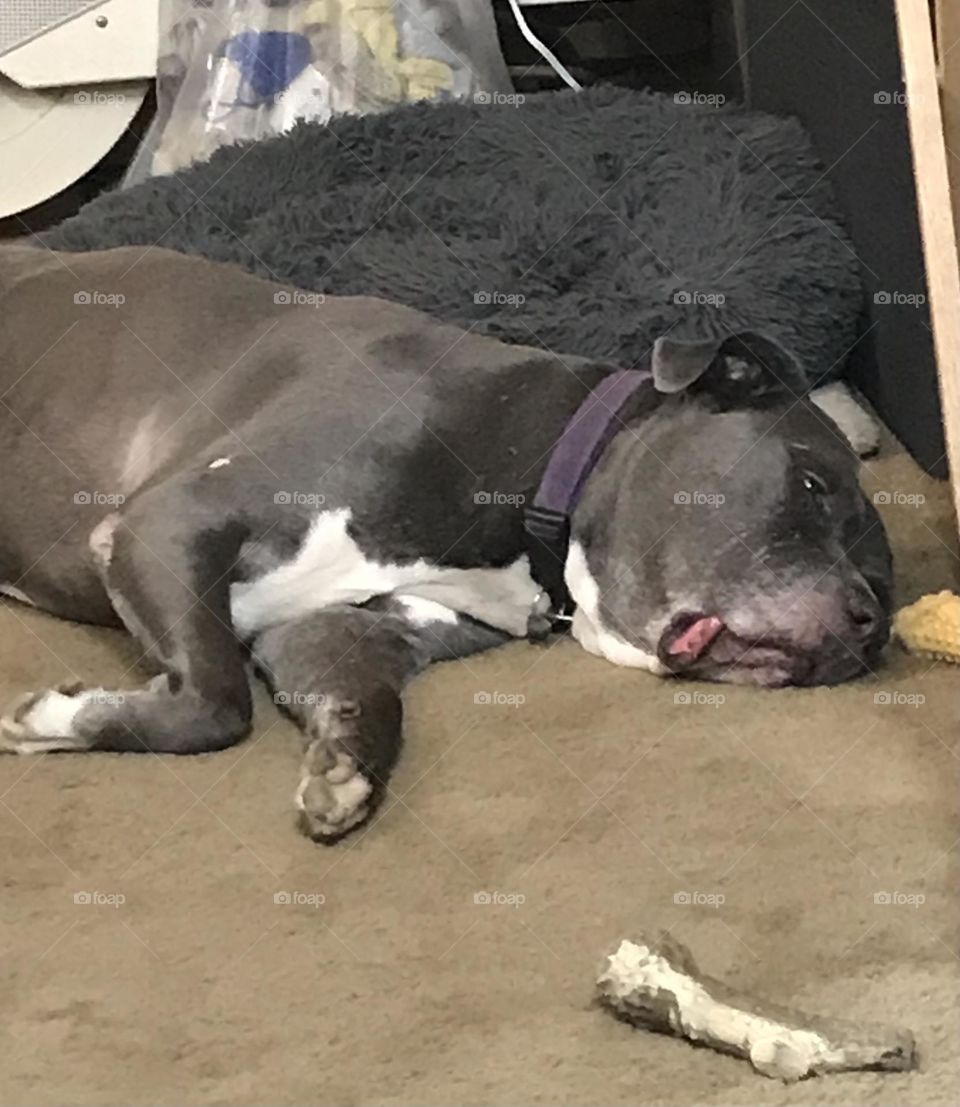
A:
[524, 504, 574, 633]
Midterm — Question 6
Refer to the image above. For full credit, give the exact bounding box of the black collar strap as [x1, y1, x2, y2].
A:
[523, 368, 652, 628]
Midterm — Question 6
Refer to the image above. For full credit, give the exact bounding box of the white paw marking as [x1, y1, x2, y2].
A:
[0, 583, 33, 606]
[0, 688, 101, 753]
[20, 690, 86, 737]
[810, 382, 880, 456]
[294, 751, 372, 837]
[0, 728, 81, 755]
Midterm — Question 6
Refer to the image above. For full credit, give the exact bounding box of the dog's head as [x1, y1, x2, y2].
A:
[569, 333, 892, 687]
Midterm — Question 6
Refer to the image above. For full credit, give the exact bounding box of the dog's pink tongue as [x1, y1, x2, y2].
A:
[668, 615, 724, 658]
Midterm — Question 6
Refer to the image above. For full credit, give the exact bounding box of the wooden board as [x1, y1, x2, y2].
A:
[896, 0, 960, 524]
[936, 1, 960, 241]
[738, 0, 946, 474]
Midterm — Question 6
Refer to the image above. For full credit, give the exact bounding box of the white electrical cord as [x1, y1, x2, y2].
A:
[507, 0, 582, 90]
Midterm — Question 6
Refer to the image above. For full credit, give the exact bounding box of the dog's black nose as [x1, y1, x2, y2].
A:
[847, 579, 885, 640]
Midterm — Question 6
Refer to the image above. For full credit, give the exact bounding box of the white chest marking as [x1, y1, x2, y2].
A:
[565, 541, 664, 673]
[230, 508, 540, 637]
[398, 595, 460, 627]
[120, 411, 167, 495]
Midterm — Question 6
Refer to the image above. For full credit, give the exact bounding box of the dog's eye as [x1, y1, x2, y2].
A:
[803, 471, 829, 497]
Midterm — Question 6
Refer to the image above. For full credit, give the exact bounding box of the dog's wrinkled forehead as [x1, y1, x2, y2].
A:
[641, 400, 850, 498]
[584, 331, 876, 560]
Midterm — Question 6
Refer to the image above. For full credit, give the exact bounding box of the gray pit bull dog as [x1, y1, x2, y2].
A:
[0, 246, 893, 842]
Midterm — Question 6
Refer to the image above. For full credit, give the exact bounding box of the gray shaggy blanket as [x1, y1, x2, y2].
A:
[44, 85, 860, 384]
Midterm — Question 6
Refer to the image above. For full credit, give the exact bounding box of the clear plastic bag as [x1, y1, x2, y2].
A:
[125, 0, 511, 184]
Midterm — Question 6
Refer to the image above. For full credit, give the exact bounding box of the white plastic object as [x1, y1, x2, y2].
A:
[0, 0, 156, 217]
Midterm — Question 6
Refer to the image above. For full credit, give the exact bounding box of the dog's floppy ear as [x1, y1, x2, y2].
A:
[650, 336, 720, 393]
[651, 332, 807, 404]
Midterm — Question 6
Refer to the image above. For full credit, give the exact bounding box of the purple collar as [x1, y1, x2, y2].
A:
[524, 368, 652, 627]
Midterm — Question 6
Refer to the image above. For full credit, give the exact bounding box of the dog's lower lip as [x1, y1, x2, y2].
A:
[708, 637, 792, 668]
[690, 629, 803, 682]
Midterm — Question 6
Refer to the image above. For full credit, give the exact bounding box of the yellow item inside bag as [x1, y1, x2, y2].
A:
[894, 590, 960, 662]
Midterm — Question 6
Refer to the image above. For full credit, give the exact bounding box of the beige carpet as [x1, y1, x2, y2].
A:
[1, 443, 958, 1106]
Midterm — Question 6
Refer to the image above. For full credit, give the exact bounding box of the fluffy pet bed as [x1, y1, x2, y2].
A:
[44, 85, 860, 384]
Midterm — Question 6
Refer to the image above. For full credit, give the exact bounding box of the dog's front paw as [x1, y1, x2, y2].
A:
[294, 698, 374, 842]
[0, 683, 93, 754]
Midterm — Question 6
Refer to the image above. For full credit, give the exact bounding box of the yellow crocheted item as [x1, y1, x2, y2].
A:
[894, 590, 960, 662]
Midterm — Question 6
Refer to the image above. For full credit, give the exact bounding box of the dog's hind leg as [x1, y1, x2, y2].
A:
[0, 482, 254, 755]
[252, 596, 507, 843]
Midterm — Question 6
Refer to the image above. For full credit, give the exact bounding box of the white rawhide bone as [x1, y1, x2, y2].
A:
[596, 935, 916, 1082]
